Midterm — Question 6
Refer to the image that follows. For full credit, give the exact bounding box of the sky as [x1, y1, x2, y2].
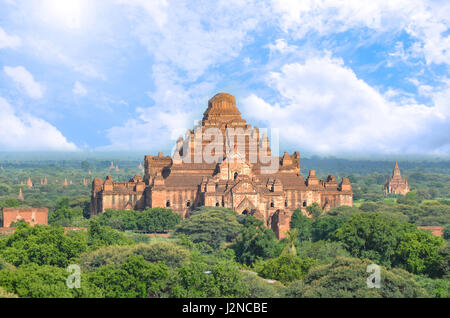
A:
[0, 0, 449, 158]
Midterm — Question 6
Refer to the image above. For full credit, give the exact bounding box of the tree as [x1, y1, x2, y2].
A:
[0, 286, 18, 298]
[306, 203, 322, 218]
[81, 161, 91, 172]
[170, 255, 248, 298]
[444, 225, 450, 241]
[138, 208, 182, 232]
[435, 243, 449, 279]
[0, 263, 102, 298]
[87, 255, 169, 298]
[254, 254, 318, 284]
[359, 202, 379, 212]
[397, 191, 421, 205]
[333, 213, 417, 267]
[175, 208, 241, 249]
[285, 257, 428, 298]
[240, 270, 286, 298]
[0, 222, 87, 267]
[95, 208, 182, 232]
[394, 231, 445, 276]
[311, 215, 348, 241]
[296, 240, 350, 265]
[132, 241, 190, 268]
[289, 209, 313, 241]
[282, 229, 299, 256]
[87, 220, 134, 249]
[49, 205, 85, 227]
[416, 276, 450, 298]
[231, 216, 282, 266]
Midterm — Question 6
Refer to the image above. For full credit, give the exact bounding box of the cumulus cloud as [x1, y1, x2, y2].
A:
[118, 0, 262, 80]
[73, 81, 87, 96]
[0, 27, 21, 49]
[0, 97, 78, 151]
[104, 0, 264, 151]
[3, 66, 44, 99]
[27, 38, 106, 80]
[241, 55, 449, 156]
[271, 0, 450, 66]
[103, 65, 215, 151]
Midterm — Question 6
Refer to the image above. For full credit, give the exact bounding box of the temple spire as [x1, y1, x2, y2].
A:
[393, 160, 401, 176]
[18, 188, 24, 201]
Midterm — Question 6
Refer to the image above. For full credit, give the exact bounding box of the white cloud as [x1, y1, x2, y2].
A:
[3, 66, 44, 99]
[103, 65, 216, 151]
[267, 39, 298, 54]
[241, 55, 449, 156]
[104, 1, 265, 150]
[115, 0, 169, 28]
[117, 0, 263, 80]
[28, 38, 106, 79]
[0, 27, 21, 49]
[271, 0, 450, 66]
[0, 97, 78, 151]
[73, 81, 87, 96]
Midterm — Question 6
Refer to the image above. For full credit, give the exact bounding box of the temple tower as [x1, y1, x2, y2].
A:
[383, 161, 410, 195]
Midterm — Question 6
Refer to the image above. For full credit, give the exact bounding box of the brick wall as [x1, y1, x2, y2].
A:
[2, 208, 48, 228]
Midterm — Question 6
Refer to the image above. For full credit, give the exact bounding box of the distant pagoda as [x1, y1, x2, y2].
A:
[18, 188, 24, 201]
[383, 161, 410, 195]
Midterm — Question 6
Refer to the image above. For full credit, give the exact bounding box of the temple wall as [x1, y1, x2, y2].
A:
[2, 208, 48, 227]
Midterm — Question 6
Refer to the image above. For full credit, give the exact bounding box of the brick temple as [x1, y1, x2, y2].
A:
[2, 208, 48, 228]
[383, 161, 410, 195]
[90, 93, 353, 238]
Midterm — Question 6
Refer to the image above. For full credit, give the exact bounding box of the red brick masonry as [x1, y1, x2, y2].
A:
[2, 208, 48, 228]
[417, 226, 444, 237]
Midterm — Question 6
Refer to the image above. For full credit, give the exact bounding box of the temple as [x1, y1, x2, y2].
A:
[90, 93, 353, 238]
[383, 161, 410, 195]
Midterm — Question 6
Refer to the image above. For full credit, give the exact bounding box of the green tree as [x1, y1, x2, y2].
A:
[359, 202, 379, 212]
[240, 270, 286, 298]
[49, 205, 85, 227]
[87, 220, 134, 249]
[170, 255, 248, 298]
[79, 241, 190, 271]
[0, 222, 87, 267]
[444, 224, 450, 241]
[81, 161, 91, 171]
[285, 257, 428, 298]
[289, 209, 313, 241]
[333, 213, 417, 267]
[394, 231, 445, 276]
[175, 208, 241, 249]
[306, 202, 322, 218]
[132, 241, 190, 268]
[397, 191, 421, 205]
[254, 254, 318, 284]
[435, 243, 449, 279]
[416, 276, 450, 298]
[231, 216, 282, 265]
[282, 229, 299, 256]
[297, 240, 350, 265]
[311, 215, 348, 241]
[0, 286, 18, 298]
[138, 208, 182, 232]
[0, 263, 102, 298]
[95, 208, 182, 232]
[87, 255, 169, 298]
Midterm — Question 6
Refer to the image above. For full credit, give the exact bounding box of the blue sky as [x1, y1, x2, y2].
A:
[0, 0, 449, 157]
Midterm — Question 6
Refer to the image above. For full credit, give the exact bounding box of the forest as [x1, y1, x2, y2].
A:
[0, 156, 449, 298]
